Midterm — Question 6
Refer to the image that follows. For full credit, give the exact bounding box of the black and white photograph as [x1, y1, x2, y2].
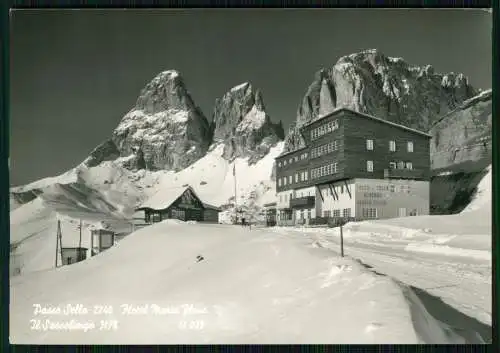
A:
[8, 8, 492, 344]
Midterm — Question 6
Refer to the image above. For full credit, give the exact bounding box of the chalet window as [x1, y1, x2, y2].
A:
[389, 140, 396, 152]
[307, 209, 311, 219]
[333, 209, 341, 217]
[304, 171, 308, 181]
[397, 161, 405, 169]
[283, 178, 287, 186]
[288, 175, 293, 184]
[295, 156, 299, 162]
[278, 179, 282, 187]
[284, 160, 287, 166]
[367, 160, 374, 172]
[289, 158, 293, 164]
[333, 163, 337, 173]
[389, 162, 397, 169]
[366, 139, 374, 150]
[406, 162, 413, 170]
[407, 141, 414, 153]
[324, 210, 331, 217]
[278, 162, 281, 167]
[343, 208, 351, 218]
[305, 153, 308, 158]
[334, 140, 338, 150]
[295, 173, 299, 183]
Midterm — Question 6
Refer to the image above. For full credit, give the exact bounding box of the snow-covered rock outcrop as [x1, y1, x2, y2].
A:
[211, 82, 284, 163]
[430, 89, 492, 172]
[284, 49, 477, 153]
[85, 70, 212, 171]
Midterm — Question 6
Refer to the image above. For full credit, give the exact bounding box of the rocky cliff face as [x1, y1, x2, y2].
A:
[430, 89, 492, 173]
[85, 70, 212, 171]
[284, 49, 477, 153]
[211, 82, 284, 163]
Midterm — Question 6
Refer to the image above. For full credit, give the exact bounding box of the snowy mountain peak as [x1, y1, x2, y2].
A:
[83, 70, 212, 171]
[211, 82, 284, 162]
[284, 50, 477, 153]
[231, 82, 251, 92]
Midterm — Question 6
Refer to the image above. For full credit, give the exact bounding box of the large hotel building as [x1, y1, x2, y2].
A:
[274, 108, 431, 226]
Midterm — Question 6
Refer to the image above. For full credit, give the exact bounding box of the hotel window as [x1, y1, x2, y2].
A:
[367, 160, 374, 172]
[295, 156, 299, 162]
[366, 139, 374, 151]
[324, 210, 331, 217]
[284, 160, 287, 166]
[362, 208, 377, 219]
[407, 141, 414, 153]
[305, 171, 309, 181]
[288, 175, 292, 184]
[283, 178, 287, 186]
[389, 162, 397, 169]
[278, 179, 282, 187]
[307, 209, 311, 219]
[278, 162, 281, 167]
[295, 173, 299, 183]
[389, 140, 396, 152]
[332, 209, 341, 217]
[406, 162, 413, 170]
[343, 208, 351, 218]
[397, 161, 405, 169]
[289, 158, 293, 164]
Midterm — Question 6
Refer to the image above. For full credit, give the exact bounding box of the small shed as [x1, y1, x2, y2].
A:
[91, 229, 115, 255]
[61, 247, 88, 265]
[263, 202, 277, 227]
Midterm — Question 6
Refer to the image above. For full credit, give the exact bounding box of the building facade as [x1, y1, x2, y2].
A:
[275, 108, 431, 226]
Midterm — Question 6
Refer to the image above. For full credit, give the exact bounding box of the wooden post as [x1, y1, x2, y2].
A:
[78, 220, 82, 252]
[340, 219, 344, 257]
[90, 230, 94, 257]
[55, 220, 60, 268]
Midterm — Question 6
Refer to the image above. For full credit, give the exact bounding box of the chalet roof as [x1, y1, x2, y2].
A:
[301, 107, 432, 138]
[202, 203, 222, 211]
[136, 185, 200, 211]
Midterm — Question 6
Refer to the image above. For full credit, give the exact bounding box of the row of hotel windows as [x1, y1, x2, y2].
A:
[311, 163, 338, 179]
[323, 208, 351, 218]
[277, 152, 309, 168]
[310, 119, 340, 140]
[366, 139, 414, 153]
[366, 160, 413, 172]
[310, 141, 338, 159]
[277, 170, 309, 187]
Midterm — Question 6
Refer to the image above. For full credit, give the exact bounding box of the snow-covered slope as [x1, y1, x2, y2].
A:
[461, 164, 491, 214]
[10, 220, 484, 344]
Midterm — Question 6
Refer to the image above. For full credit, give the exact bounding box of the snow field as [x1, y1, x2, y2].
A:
[10, 220, 473, 344]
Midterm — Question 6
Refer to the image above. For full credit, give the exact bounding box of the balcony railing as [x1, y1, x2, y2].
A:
[384, 168, 425, 179]
[289, 196, 315, 208]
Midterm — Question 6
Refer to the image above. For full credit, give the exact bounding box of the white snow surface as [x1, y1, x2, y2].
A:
[10, 220, 488, 344]
[461, 164, 491, 213]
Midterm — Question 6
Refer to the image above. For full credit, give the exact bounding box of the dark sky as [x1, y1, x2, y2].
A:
[9, 9, 492, 186]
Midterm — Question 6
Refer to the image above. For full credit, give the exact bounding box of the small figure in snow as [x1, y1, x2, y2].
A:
[196, 255, 204, 263]
[241, 217, 246, 227]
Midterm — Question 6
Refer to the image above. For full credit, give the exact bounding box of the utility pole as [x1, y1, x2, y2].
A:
[78, 220, 83, 261]
[233, 162, 237, 224]
[55, 220, 63, 267]
[340, 218, 344, 257]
